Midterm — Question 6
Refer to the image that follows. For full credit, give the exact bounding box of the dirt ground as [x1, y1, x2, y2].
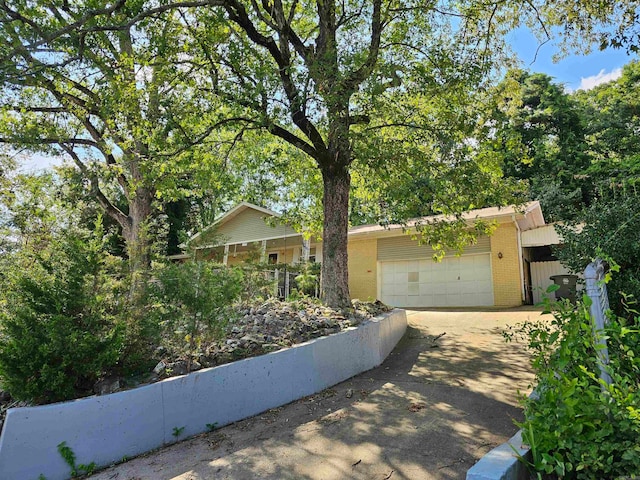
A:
[89, 308, 548, 480]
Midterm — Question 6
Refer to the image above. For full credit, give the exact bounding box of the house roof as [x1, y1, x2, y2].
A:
[188, 200, 545, 247]
[187, 201, 281, 245]
[348, 201, 545, 238]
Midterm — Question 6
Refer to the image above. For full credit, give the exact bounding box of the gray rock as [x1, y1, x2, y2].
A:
[94, 377, 120, 396]
[153, 361, 166, 375]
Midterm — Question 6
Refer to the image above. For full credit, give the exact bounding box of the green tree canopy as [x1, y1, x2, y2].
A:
[0, 1, 234, 279]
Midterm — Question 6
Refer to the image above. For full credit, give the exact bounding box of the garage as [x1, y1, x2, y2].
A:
[379, 254, 494, 307]
[377, 235, 494, 308]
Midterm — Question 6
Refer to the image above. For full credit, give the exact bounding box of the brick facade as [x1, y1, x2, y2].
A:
[347, 239, 378, 301]
[490, 222, 523, 307]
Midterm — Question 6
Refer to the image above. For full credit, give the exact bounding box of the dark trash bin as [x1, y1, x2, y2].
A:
[550, 274, 578, 302]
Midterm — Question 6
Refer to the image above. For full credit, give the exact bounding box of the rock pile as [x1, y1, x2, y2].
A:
[155, 298, 391, 376]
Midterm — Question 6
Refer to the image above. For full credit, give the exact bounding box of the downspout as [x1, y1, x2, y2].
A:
[513, 214, 525, 303]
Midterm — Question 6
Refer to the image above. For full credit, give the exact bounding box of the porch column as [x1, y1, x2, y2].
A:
[302, 237, 311, 262]
[223, 244, 229, 266]
[261, 240, 267, 263]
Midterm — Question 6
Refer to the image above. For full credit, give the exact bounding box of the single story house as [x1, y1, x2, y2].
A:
[183, 201, 570, 308]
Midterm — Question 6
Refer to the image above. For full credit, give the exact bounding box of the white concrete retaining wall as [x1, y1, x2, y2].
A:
[466, 430, 531, 480]
[0, 309, 407, 480]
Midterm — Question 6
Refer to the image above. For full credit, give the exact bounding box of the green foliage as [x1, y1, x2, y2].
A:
[172, 426, 185, 438]
[57, 441, 96, 477]
[294, 262, 320, 296]
[149, 261, 243, 369]
[0, 219, 125, 403]
[206, 422, 218, 432]
[0, 0, 238, 275]
[555, 194, 640, 316]
[486, 70, 589, 221]
[505, 296, 640, 479]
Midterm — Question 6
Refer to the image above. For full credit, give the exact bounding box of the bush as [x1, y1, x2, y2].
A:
[0, 224, 124, 403]
[149, 261, 243, 369]
[294, 262, 320, 296]
[506, 294, 640, 479]
[556, 194, 640, 317]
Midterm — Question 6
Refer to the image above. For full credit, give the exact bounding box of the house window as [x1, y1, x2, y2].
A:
[309, 247, 317, 263]
[268, 253, 279, 264]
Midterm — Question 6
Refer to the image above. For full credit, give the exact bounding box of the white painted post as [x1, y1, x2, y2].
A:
[261, 240, 267, 263]
[274, 268, 279, 297]
[223, 244, 230, 266]
[584, 259, 612, 386]
[302, 237, 311, 262]
[285, 270, 290, 298]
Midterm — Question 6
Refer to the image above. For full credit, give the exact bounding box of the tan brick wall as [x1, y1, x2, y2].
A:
[490, 222, 523, 307]
[348, 239, 378, 301]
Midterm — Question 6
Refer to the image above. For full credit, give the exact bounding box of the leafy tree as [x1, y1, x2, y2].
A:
[60, 0, 525, 307]
[529, 1, 640, 54]
[0, 1, 231, 282]
[3, 0, 631, 309]
[485, 70, 589, 221]
[556, 194, 640, 315]
[574, 61, 640, 189]
[548, 62, 640, 312]
[149, 261, 243, 371]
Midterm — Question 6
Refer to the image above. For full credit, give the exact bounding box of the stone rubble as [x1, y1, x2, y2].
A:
[156, 298, 391, 376]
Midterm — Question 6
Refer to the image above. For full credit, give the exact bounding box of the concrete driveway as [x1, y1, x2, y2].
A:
[90, 308, 547, 480]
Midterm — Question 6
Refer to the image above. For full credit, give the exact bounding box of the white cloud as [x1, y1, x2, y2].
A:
[578, 67, 623, 91]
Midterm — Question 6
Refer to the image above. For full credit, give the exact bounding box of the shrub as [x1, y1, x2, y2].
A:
[294, 262, 320, 296]
[149, 261, 243, 369]
[0, 223, 124, 403]
[556, 194, 640, 316]
[506, 293, 640, 479]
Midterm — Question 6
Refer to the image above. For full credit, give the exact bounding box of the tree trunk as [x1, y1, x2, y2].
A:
[320, 163, 351, 308]
[121, 186, 153, 289]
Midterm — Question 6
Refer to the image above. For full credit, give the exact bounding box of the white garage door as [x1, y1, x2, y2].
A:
[380, 254, 494, 307]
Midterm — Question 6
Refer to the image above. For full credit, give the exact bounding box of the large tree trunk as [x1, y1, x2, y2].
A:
[320, 162, 351, 308]
[120, 186, 153, 287]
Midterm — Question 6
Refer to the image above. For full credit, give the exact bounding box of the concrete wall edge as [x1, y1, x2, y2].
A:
[0, 309, 407, 480]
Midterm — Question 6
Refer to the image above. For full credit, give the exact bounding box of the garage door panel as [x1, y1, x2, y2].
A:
[476, 280, 493, 294]
[473, 254, 490, 267]
[380, 254, 493, 307]
[394, 261, 408, 273]
[430, 283, 447, 295]
[381, 262, 395, 275]
[419, 260, 432, 273]
[458, 280, 478, 293]
[419, 284, 431, 296]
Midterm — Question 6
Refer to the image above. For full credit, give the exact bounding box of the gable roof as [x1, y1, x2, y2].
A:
[187, 202, 281, 245]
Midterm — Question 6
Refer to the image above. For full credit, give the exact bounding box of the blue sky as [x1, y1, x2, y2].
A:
[508, 27, 637, 91]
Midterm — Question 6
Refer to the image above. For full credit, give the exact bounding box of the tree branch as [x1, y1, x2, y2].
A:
[224, 0, 326, 154]
[0, 0, 127, 62]
[60, 144, 130, 230]
[0, 137, 99, 147]
[266, 122, 317, 158]
[342, 0, 382, 91]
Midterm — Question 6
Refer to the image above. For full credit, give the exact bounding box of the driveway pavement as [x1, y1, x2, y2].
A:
[90, 308, 548, 480]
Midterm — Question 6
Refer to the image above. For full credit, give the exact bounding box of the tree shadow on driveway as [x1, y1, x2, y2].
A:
[90, 308, 545, 480]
